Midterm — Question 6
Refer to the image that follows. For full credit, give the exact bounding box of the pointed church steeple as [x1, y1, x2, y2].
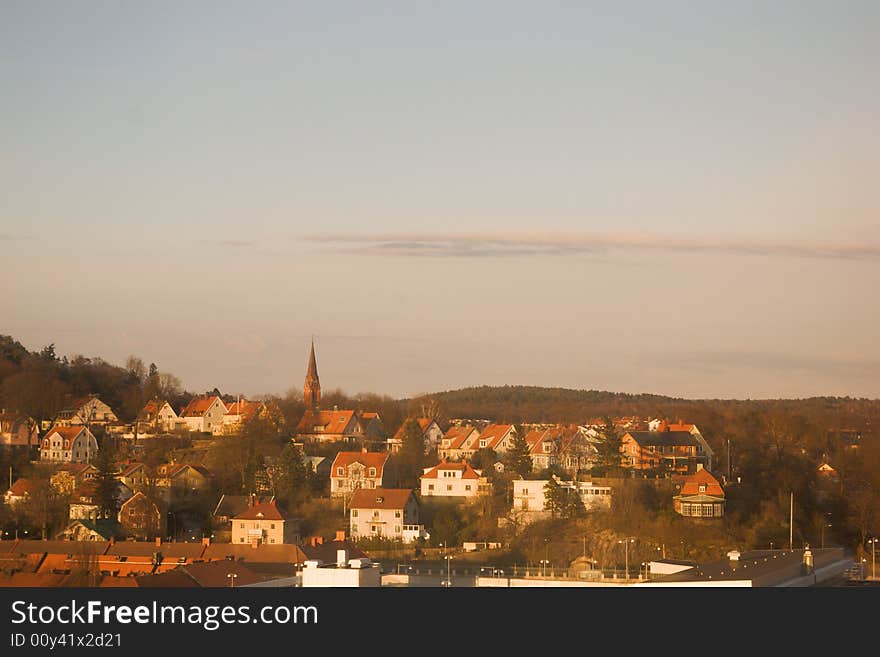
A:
[303, 339, 321, 409]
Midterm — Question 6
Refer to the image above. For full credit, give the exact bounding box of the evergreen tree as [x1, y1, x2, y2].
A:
[93, 441, 119, 520]
[398, 419, 426, 487]
[595, 416, 623, 476]
[505, 428, 532, 478]
[275, 443, 312, 507]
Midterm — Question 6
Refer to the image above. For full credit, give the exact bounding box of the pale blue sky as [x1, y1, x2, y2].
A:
[2, 1, 879, 399]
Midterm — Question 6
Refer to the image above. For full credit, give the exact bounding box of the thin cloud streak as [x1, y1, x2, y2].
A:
[301, 233, 880, 261]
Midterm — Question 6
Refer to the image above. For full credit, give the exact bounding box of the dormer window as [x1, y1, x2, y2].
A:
[698, 484, 707, 493]
[368, 468, 377, 477]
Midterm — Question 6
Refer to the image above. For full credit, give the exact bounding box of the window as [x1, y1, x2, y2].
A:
[428, 484, 434, 491]
[395, 510, 401, 518]
[465, 485, 471, 491]
[270, 538, 276, 544]
[352, 509, 358, 517]
[337, 467, 344, 476]
[447, 485, 453, 491]
[270, 523, 276, 529]
[698, 484, 707, 493]
[368, 467, 376, 477]
[240, 538, 245, 543]
[240, 523, 244, 528]
[394, 526, 401, 533]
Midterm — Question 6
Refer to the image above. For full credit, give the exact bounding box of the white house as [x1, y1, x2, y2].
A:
[40, 426, 99, 464]
[349, 488, 423, 542]
[420, 461, 490, 499]
[179, 395, 227, 434]
[437, 425, 481, 461]
[138, 400, 179, 432]
[55, 396, 118, 427]
[475, 424, 518, 454]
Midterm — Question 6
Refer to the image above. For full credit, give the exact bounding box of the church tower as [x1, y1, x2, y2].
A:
[303, 339, 321, 409]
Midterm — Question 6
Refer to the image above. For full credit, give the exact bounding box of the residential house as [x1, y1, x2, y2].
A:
[156, 463, 212, 504]
[0, 412, 39, 449]
[295, 408, 364, 444]
[137, 400, 179, 433]
[232, 498, 300, 546]
[211, 493, 273, 540]
[179, 396, 227, 434]
[388, 418, 443, 454]
[54, 395, 118, 427]
[330, 450, 391, 498]
[437, 425, 480, 461]
[475, 424, 518, 455]
[50, 463, 98, 495]
[420, 461, 490, 499]
[558, 426, 600, 475]
[69, 480, 133, 520]
[348, 488, 424, 543]
[221, 399, 267, 434]
[620, 429, 711, 474]
[524, 428, 561, 472]
[40, 426, 98, 463]
[304, 456, 332, 479]
[118, 462, 150, 493]
[673, 466, 725, 518]
[4, 478, 34, 507]
[510, 476, 611, 523]
[650, 420, 715, 470]
[118, 491, 166, 540]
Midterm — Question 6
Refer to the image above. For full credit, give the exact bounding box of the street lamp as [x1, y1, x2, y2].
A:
[227, 573, 238, 588]
[618, 538, 635, 580]
[539, 559, 551, 578]
[868, 538, 877, 580]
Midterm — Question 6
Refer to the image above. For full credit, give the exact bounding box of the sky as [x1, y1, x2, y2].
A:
[2, 1, 879, 400]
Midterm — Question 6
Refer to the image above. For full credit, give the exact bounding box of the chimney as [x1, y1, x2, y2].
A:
[361, 447, 367, 454]
[109, 536, 115, 547]
[335, 530, 346, 542]
[696, 463, 704, 471]
[336, 549, 348, 567]
[727, 550, 740, 562]
[155, 537, 162, 548]
[309, 536, 324, 547]
[334, 405, 338, 411]
[202, 537, 210, 546]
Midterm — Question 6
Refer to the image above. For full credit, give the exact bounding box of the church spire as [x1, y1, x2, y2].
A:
[303, 339, 321, 409]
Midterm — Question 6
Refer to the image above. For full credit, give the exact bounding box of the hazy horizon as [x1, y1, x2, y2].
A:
[3, 2, 879, 399]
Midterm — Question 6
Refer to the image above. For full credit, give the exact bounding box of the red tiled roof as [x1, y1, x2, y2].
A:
[443, 425, 479, 450]
[180, 396, 224, 418]
[233, 499, 289, 521]
[478, 424, 515, 449]
[224, 400, 263, 421]
[43, 426, 88, 442]
[330, 451, 389, 476]
[392, 418, 435, 442]
[349, 488, 414, 510]
[7, 478, 34, 497]
[421, 461, 481, 480]
[296, 409, 360, 435]
[679, 468, 725, 497]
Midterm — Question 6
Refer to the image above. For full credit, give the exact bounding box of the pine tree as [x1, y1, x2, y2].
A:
[398, 419, 426, 487]
[595, 416, 623, 476]
[505, 428, 532, 478]
[93, 441, 119, 520]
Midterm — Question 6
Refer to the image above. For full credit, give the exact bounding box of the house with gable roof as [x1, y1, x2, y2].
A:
[232, 497, 300, 545]
[329, 449, 392, 498]
[420, 460, 490, 499]
[138, 399, 179, 432]
[40, 426, 98, 463]
[438, 425, 481, 461]
[179, 395, 227, 434]
[475, 423, 518, 454]
[348, 488, 425, 542]
[54, 395, 118, 427]
[0, 411, 39, 449]
[296, 408, 364, 444]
